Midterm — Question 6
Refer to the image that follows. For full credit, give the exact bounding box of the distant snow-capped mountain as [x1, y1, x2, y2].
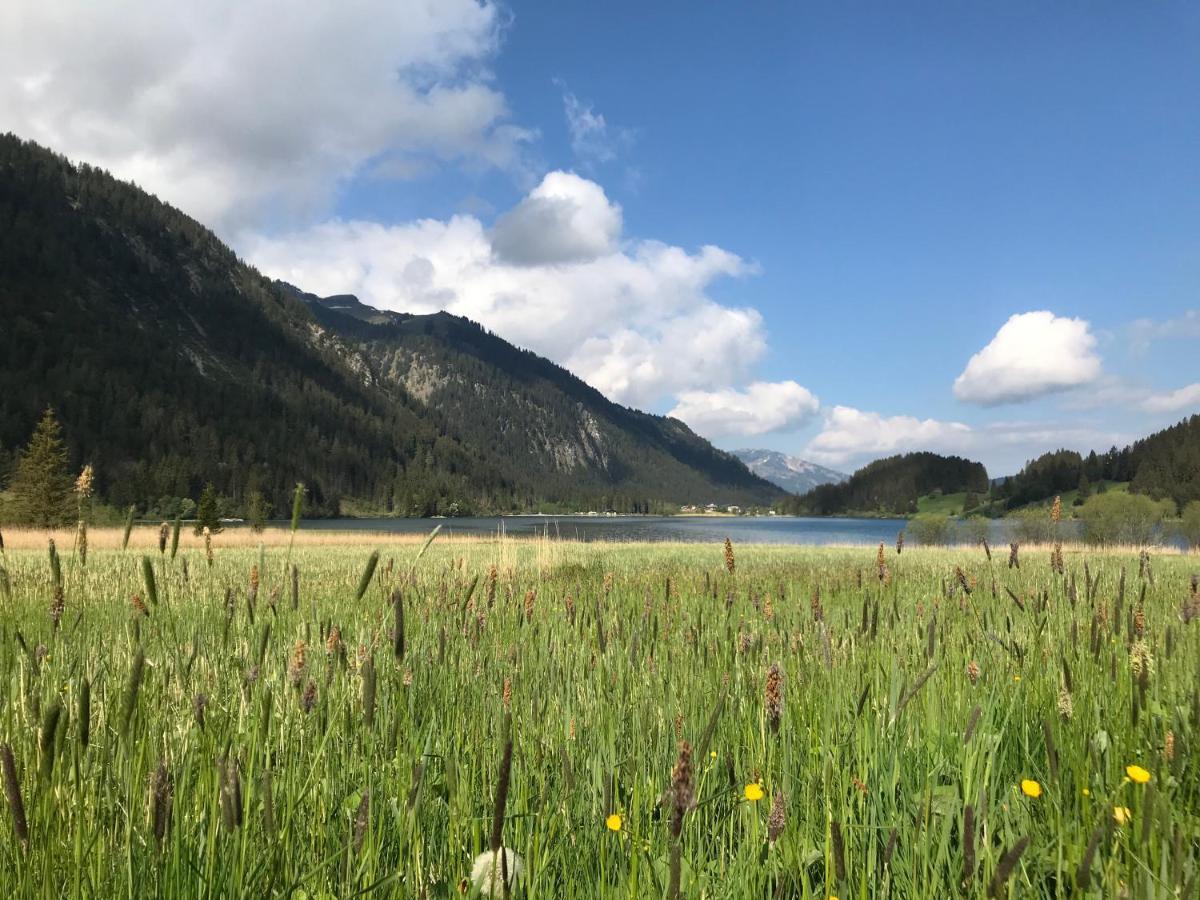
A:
[733, 449, 847, 495]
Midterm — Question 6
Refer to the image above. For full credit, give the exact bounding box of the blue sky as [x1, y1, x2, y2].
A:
[4, 1, 1198, 475]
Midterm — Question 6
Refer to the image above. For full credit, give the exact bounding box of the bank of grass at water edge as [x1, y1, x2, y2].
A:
[0, 535, 1196, 896]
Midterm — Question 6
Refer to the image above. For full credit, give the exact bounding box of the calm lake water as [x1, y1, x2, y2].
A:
[298, 515, 1052, 546]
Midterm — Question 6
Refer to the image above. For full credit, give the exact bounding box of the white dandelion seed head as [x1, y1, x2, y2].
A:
[471, 848, 523, 896]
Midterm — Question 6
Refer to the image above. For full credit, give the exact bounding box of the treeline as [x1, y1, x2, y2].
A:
[994, 414, 1200, 512]
[992, 447, 1132, 508]
[777, 452, 989, 516]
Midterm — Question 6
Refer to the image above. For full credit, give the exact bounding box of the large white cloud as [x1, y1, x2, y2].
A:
[246, 171, 763, 408]
[953, 311, 1101, 405]
[491, 171, 621, 264]
[668, 381, 820, 438]
[0, 0, 534, 230]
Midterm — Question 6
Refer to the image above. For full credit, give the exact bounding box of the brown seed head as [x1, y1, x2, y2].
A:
[764, 663, 783, 734]
[669, 740, 694, 838]
[75, 464, 95, 499]
[767, 790, 786, 843]
[288, 640, 307, 688]
[300, 681, 317, 713]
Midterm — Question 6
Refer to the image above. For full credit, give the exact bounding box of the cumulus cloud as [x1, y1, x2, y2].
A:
[0, 0, 534, 229]
[245, 171, 762, 407]
[953, 311, 1101, 405]
[668, 381, 820, 438]
[491, 171, 621, 264]
[1143, 383, 1200, 414]
[804, 407, 973, 468]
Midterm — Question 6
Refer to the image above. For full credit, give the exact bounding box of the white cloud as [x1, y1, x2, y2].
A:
[560, 89, 633, 168]
[953, 311, 1101, 405]
[1060, 375, 1200, 417]
[491, 171, 621, 264]
[1143, 383, 1200, 414]
[0, 0, 534, 230]
[801, 405, 1135, 475]
[668, 381, 820, 438]
[804, 406, 973, 468]
[245, 171, 762, 408]
[1128, 310, 1200, 354]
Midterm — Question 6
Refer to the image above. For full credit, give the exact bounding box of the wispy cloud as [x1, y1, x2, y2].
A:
[1127, 310, 1200, 354]
[1142, 383, 1200, 414]
[802, 405, 1133, 474]
[558, 82, 635, 170]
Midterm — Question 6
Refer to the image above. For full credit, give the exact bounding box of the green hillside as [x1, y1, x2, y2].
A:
[0, 134, 781, 518]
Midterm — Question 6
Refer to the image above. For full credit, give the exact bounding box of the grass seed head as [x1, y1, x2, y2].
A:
[764, 663, 783, 734]
[767, 790, 786, 843]
[668, 740, 694, 839]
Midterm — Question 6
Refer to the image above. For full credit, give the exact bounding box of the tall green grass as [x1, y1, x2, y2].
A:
[0, 537, 1196, 896]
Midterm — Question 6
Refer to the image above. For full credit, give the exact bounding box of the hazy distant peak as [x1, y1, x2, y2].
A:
[733, 449, 846, 494]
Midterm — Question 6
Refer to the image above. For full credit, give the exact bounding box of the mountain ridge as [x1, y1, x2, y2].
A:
[0, 133, 782, 516]
[732, 448, 846, 494]
[283, 283, 782, 508]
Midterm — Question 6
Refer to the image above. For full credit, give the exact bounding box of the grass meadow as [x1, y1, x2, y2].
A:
[0, 528, 1197, 897]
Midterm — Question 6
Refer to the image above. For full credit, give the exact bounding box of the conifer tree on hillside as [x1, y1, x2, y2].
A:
[246, 490, 269, 533]
[194, 483, 223, 535]
[6, 407, 74, 528]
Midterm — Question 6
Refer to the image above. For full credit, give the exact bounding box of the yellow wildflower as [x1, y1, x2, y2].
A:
[1125, 765, 1150, 784]
[1113, 806, 1131, 825]
[744, 783, 765, 802]
[1020, 779, 1042, 798]
[605, 813, 622, 832]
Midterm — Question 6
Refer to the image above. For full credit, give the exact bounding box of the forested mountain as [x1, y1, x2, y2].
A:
[994, 415, 1199, 512]
[777, 452, 989, 516]
[283, 284, 783, 510]
[0, 134, 782, 517]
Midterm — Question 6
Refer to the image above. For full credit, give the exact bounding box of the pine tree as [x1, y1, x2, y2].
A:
[246, 490, 269, 533]
[1075, 473, 1092, 506]
[7, 407, 74, 528]
[194, 483, 223, 535]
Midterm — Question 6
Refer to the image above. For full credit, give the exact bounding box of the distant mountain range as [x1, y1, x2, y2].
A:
[0, 133, 784, 517]
[732, 449, 846, 494]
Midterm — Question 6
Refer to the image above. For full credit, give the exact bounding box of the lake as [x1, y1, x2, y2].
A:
[297, 514, 1052, 546]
